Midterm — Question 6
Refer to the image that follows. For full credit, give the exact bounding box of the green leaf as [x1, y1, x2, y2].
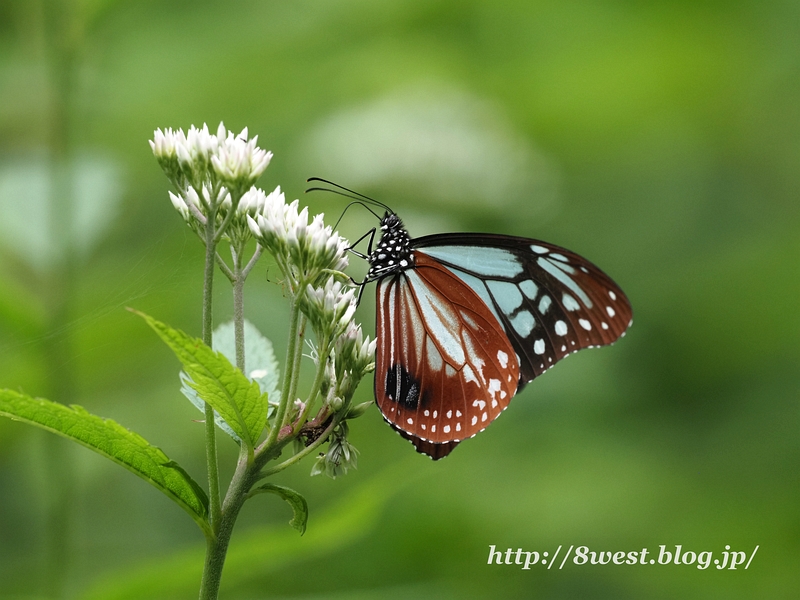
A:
[135, 310, 268, 448]
[180, 372, 241, 444]
[0, 389, 210, 537]
[180, 319, 280, 444]
[249, 483, 308, 534]
[213, 319, 280, 402]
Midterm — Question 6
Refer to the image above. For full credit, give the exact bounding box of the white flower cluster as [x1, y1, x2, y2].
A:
[211, 128, 272, 189]
[151, 123, 271, 192]
[301, 279, 357, 341]
[246, 188, 350, 290]
[151, 123, 273, 245]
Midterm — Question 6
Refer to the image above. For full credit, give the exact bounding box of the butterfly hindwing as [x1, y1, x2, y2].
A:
[414, 234, 633, 386]
[375, 252, 520, 457]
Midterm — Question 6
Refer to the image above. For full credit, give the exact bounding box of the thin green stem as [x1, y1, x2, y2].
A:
[212, 190, 242, 245]
[231, 245, 245, 372]
[282, 315, 306, 432]
[242, 245, 263, 279]
[215, 252, 235, 282]
[264, 298, 301, 449]
[202, 218, 222, 532]
[293, 339, 330, 434]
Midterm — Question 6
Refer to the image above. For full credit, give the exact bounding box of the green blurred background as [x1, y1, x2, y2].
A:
[0, 0, 798, 598]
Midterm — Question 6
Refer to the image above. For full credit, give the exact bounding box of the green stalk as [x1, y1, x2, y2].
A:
[231, 245, 245, 372]
[293, 339, 330, 434]
[202, 218, 222, 531]
[198, 453, 253, 599]
[264, 298, 301, 448]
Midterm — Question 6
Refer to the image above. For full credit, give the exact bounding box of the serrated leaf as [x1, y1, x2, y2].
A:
[181, 320, 279, 444]
[135, 311, 268, 448]
[179, 372, 242, 443]
[213, 319, 280, 402]
[250, 483, 308, 535]
[0, 389, 210, 537]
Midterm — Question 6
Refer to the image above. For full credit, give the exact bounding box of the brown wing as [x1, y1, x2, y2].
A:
[375, 252, 520, 459]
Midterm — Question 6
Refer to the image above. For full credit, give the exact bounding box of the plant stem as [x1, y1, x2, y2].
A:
[231, 245, 245, 372]
[264, 298, 301, 448]
[198, 453, 253, 599]
[202, 219, 222, 531]
[293, 340, 330, 434]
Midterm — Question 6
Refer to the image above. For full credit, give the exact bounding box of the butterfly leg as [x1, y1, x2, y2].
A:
[346, 227, 376, 260]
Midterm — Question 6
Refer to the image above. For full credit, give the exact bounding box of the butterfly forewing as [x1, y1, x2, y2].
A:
[414, 234, 632, 385]
[375, 252, 519, 456]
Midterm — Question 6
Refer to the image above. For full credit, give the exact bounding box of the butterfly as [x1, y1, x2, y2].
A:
[308, 179, 633, 460]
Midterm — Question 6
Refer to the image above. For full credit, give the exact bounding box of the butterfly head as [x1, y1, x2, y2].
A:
[367, 212, 414, 280]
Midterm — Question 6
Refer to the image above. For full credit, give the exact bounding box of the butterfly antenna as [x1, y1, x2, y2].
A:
[332, 200, 381, 230]
[306, 177, 394, 214]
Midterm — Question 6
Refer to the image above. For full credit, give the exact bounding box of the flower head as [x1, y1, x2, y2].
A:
[300, 278, 357, 342]
[211, 127, 272, 193]
[151, 123, 274, 245]
[248, 188, 350, 289]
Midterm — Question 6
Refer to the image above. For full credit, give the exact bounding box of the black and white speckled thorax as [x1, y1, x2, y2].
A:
[367, 212, 415, 281]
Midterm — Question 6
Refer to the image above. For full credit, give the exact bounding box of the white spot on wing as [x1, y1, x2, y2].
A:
[609, 290, 617, 300]
[606, 306, 616, 317]
[538, 295, 552, 314]
[407, 418, 413, 425]
[555, 320, 568, 336]
[534, 339, 545, 355]
[497, 350, 509, 368]
[463, 364, 479, 386]
[472, 399, 486, 411]
[510, 311, 535, 337]
[530, 244, 549, 254]
[562, 294, 580, 311]
[444, 425, 451, 433]
[471, 415, 478, 426]
[579, 319, 592, 330]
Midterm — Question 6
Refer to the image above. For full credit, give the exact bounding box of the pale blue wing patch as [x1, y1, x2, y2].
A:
[486, 280, 523, 314]
[421, 245, 523, 277]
